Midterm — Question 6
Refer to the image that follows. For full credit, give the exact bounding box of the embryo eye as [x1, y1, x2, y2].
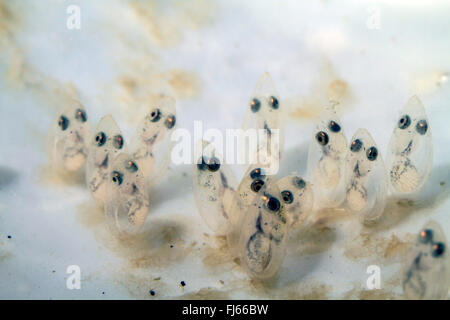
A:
[207, 157, 221, 172]
[419, 229, 433, 244]
[251, 179, 265, 193]
[366, 146, 378, 161]
[328, 120, 341, 133]
[281, 190, 293, 204]
[416, 120, 428, 135]
[150, 108, 161, 122]
[250, 168, 264, 180]
[197, 156, 208, 171]
[125, 160, 138, 172]
[398, 114, 411, 129]
[432, 242, 445, 258]
[165, 115, 176, 129]
[95, 132, 106, 147]
[316, 131, 329, 146]
[250, 98, 261, 113]
[269, 96, 279, 109]
[58, 115, 69, 131]
[350, 139, 363, 152]
[113, 135, 124, 149]
[293, 176, 306, 189]
[111, 171, 123, 185]
[75, 109, 87, 122]
[265, 196, 281, 212]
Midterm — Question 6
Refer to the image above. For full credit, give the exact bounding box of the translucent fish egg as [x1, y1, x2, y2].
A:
[131, 95, 177, 189]
[344, 129, 387, 224]
[238, 181, 288, 279]
[47, 100, 90, 172]
[306, 107, 347, 209]
[242, 72, 284, 160]
[104, 153, 150, 236]
[276, 174, 314, 229]
[386, 96, 433, 195]
[226, 165, 272, 257]
[86, 115, 126, 203]
[192, 140, 237, 235]
[402, 220, 449, 300]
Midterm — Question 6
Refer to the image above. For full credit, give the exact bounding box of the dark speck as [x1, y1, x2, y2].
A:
[7, 235, 11, 239]
[102, 292, 105, 295]
[180, 281, 186, 287]
[150, 290, 155, 296]
[170, 244, 174, 248]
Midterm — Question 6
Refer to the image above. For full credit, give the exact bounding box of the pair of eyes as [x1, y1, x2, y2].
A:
[111, 160, 139, 185]
[418, 229, 446, 258]
[249, 168, 266, 193]
[280, 177, 307, 204]
[315, 120, 342, 146]
[398, 114, 428, 135]
[58, 109, 87, 131]
[350, 139, 378, 161]
[250, 96, 279, 113]
[95, 132, 124, 149]
[149, 108, 176, 129]
[197, 156, 221, 172]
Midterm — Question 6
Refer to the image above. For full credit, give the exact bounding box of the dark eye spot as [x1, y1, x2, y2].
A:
[293, 176, 306, 189]
[126, 160, 138, 172]
[150, 108, 161, 122]
[432, 242, 445, 258]
[416, 120, 428, 135]
[350, 139, 363, 152]
[316, 131, 329, 146]
[95, 132, 106, 147]
[281, 190, 293, 204]
[197, 156, 208, 171]
[398, 114, 411, 129]
[58, 115, 69, 131]
[265, 196, 280, 212]
[111, 171, 123, 185]
[113, 135, 124, 149]
[366, 146, 378, 161]
[418, 229, 433, 244]
[251, 179, 265, 193]
[250, 168, 264, 180]
[269, 96, 279, 109]
[207, 157, 221, 172]
[250, 98, 261, 113]
[75, 109, 87, 122]
[165, 115, 176, 129]
[328, 120, 341, 133]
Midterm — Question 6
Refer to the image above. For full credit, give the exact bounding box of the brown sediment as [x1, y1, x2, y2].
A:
[344, 231, 414, 263]
[201, 235, 235, 269]
[76, 202, 105, 229]
[167, 69, 201, 99]
[178, 287, 230, 300]
[129, 0, 217, 48]
[281, 282, 330, 300]
[358, 289, 398, 300]
[290, 223, 337, 256]
[287, 59, 354, 122]
[37, 164, 86, 187]
[94, 217, 195, 270]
